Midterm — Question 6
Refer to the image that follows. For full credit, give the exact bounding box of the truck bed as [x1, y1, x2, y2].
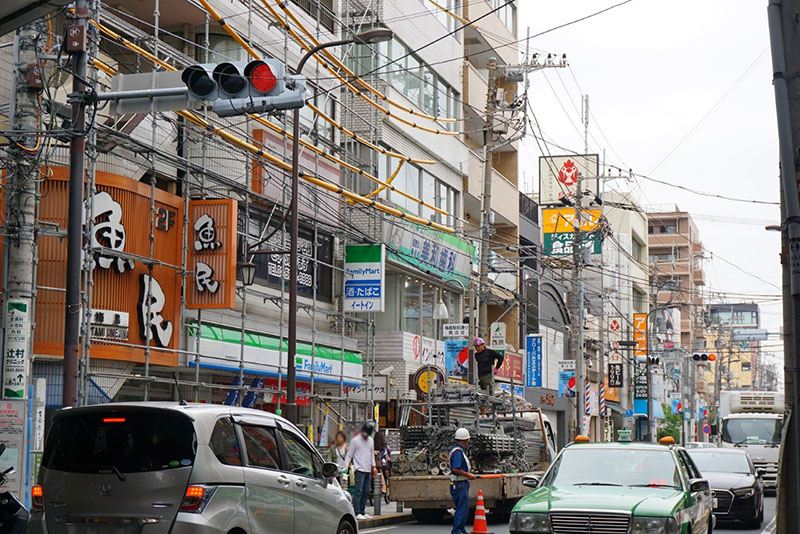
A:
[388, 472, 538, 509]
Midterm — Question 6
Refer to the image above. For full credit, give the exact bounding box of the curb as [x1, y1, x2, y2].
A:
[358, 512, 415, 530]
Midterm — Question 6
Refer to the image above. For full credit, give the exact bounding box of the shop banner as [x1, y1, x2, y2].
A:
[445, 339, 469, 381]
[187, 199, 238, 310]
[539, 154, 599, 204]
[558, 370, 576, 398]
[343, 245, 385, 313]
[496, 351, 523, 383]
[525, 335, 542, 388]
[2, 300, 29, 399]
[633, 313, 648, 416]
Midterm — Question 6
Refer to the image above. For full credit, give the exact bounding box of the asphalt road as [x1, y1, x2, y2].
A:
[362, 497, 777, 534]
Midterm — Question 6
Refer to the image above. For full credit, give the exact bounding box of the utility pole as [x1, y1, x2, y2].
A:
[478, 57, 498, 342]
[768, 2, 800, 531]
[63, 0, 90, 408]
[572, 169, 585, 438]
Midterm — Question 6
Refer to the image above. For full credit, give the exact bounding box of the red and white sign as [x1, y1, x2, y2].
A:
[558, 159, 579, 186]
[412, 335, 421, 360]
[539, 154, 599, 204]
[609, 317, 622, 333]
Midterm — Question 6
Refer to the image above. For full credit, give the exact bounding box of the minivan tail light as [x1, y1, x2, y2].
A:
[102, 417, 126, 423]
[31, 485, 44, 511]
[180, 485, 214, 513]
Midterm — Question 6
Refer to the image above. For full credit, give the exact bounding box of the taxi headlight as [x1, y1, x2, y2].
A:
[733, 487, 756, 497]
[509, 512, 549, 533]
[631, 517, 679, 534]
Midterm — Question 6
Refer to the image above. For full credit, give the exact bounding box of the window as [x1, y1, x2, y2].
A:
[631, 238, 644, 264]
[280, 430, 321, 478]
[210, 418, 242, 466]
[205, 34, 249, 63]
[241, 425, 281, 470]
[490, 0, 516, 34]
[427, 0, 462, 33]
[289, 0, 335, 32]
[660, 225, 677, 234]
[43, 411, 196, 473]
[633, 288, 646, 314]
[422, 283, 435, 337]
[403, 278, 421, 333]
[349, 37, 461, 128]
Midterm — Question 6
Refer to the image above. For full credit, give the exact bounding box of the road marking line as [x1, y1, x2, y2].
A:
[761, 516, 776, 534]
[361, 526, 400, 533]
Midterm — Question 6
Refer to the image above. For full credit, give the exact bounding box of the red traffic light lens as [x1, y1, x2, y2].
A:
[250, 63, 276, 94]
[708, 353, 717, 361]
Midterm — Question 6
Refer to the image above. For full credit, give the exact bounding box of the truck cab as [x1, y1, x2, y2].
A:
[719, 391, 783, 491]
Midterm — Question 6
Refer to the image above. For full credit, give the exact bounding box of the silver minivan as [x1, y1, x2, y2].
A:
[32, 403, 356, 534]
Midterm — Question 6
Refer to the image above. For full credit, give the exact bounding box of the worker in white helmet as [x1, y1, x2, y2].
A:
[449, 428, 476, 534]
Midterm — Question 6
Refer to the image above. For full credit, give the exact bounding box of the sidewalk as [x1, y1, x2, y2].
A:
[356, 502, 415, 529]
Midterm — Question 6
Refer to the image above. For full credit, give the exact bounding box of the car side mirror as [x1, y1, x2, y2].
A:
[756, 468, 766, 478]
[322, 462, 340, 479]
[689, 478, 709, 493]
[522, 475, 540, 488]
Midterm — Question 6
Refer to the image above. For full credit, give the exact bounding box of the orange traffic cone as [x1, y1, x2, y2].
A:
[471, 490, 493, 534]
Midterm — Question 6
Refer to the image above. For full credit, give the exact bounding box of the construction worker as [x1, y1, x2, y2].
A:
[474, 337, 504, 392]
[449, 428, 476, 534]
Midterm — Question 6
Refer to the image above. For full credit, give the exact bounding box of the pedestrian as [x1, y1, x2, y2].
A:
[345, 422, 377, 520]
[449, 428, 476, 534]
[374, 430, 392, 503]
[473, 337, 504, 392]
[327, 430, 351, 488]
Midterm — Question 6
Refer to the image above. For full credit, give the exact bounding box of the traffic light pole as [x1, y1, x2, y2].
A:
[285, 29, 392, 423]
[286, 38, 351, 424]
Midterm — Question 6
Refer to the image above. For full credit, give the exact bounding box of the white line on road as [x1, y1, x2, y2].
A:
[761, 516, 776, 534]
[361, 526, 400, 533]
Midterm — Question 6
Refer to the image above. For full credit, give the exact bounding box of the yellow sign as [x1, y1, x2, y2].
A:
[541, 208, 602, 234]
[633, 313, 647, 357]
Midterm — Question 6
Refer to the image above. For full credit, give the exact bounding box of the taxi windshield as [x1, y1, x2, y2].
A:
[543, 447, 682, 489]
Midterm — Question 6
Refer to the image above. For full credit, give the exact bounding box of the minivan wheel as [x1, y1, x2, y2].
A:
[337, 519, 356, 534]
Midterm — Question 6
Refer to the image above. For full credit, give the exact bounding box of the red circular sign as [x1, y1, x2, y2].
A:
[703, 425, 711, 434]
[412, 335, 421, 360]
[609, 319, 621, 332]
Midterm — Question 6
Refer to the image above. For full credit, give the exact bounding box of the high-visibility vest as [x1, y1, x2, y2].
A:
[449, 446, 472, 482]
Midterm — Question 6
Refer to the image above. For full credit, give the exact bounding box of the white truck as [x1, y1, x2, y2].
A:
[718, 391, 784, 491]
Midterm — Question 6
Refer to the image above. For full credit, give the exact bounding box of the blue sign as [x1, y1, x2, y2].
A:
[525, 335, 543, 388]
[343, 245, 385, 312]
[499, 382, 524, 397]
[558, 370, 576, 398]
[625, 409, 634, 418]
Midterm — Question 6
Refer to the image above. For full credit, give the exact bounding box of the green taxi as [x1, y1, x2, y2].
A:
[510, 438, 714, 534]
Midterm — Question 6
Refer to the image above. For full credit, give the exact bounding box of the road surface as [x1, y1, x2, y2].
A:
[363, 497, 777, 534]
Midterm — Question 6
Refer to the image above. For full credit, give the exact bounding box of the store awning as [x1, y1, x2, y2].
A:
[185, 323, 363, 387]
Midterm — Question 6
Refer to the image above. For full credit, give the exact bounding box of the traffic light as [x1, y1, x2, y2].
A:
[181, 59, 306, 118]
[693, 353, 716, 362]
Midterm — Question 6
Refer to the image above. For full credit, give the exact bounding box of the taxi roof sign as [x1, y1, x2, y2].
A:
[658, 436, 676, 445]
[617, 428, 632, 442]
[574, 435, 591, 443]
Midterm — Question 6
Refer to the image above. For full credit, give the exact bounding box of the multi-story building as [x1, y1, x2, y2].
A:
[647, 208, 707, 351]
[0, 0, 524, 436]
[647, 207, 707, 439]
[704, 303, 763, 393]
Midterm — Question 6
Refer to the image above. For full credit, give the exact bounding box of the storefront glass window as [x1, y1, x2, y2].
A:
[422, 283, 435, 337]
[403, 278, 421, 333]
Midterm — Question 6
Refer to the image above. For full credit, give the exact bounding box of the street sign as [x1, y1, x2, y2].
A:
[732, 328, 769, 341]
[608, 362, 623, 388]
[625, 409, 634, 418]
[3, 299, 30, 399]
[443, 323, 469, 338]
[490, 322, 506, 349]
[525, 335, 543, 388]
[343, 245, 385, 312]
[557, 359, 576, 371]
[703, 424, 712, 435]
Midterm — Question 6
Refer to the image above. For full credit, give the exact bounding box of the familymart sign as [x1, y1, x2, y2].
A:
[343, 244, 385, 313]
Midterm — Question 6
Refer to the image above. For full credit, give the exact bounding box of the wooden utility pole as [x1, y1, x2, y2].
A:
[767, 0, 800, 531]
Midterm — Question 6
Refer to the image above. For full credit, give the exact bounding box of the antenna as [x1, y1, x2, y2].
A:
[174, 376, 188, 405]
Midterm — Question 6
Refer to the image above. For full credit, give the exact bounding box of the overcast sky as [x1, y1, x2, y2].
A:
[518, 1, 783, 366]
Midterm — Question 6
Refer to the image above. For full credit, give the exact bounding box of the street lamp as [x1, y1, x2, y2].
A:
[285, 28, 394, 424]
[237, 261, 257, 287]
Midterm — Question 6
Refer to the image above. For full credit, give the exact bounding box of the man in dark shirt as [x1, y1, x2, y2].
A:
[473, 337, 504, 392]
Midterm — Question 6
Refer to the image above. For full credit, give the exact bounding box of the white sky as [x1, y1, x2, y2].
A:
[518, 1, 783, 367]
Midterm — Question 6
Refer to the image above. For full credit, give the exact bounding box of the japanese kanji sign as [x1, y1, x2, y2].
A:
[187, 199, 238, 309]
[343, 245, 385, 312]
[2, 300, 29, 399]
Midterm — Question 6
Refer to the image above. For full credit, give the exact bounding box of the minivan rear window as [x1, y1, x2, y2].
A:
[42, 411, 196, 473]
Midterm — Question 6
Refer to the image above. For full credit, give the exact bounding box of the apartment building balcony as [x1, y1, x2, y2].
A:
[693, 267, 706, 286]
[649, 233, 690, 248]
[465, 150, 519, 227]
[463, 0, 517, 67]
